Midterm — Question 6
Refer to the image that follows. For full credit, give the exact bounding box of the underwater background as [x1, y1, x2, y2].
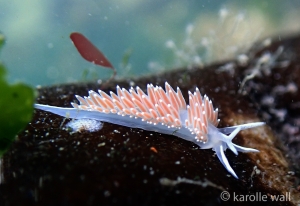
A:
[1, 0, 300, 86]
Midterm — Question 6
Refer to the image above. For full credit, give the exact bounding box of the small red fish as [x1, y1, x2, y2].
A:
[70, 32, 116, 80]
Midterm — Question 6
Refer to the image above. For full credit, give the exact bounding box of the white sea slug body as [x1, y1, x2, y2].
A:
[35, 82, 265, 178]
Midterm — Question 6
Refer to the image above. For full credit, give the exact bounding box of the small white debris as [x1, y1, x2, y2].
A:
[262, 38, 272, 47]
[129, 81, 135, 87]
[237, 54, 249, 66]
[66, 119, 103, 133]
[165, 40, 176, 49]
[97, 79, 103, 84]
[160, 177, 225, 191]
[97, 142, 106, 147]
[261, 95, 274, 106]
[286, 82, 297, 93]
[185, 24, 194, 35]
[217, 62, 236, 74]
[219, 7, 228, 20]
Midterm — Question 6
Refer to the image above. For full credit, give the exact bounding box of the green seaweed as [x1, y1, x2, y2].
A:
[121, 48, 132, 70]
[0, 33, 35, 157]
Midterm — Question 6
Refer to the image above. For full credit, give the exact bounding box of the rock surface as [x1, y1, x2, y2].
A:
[1, 34, 300, 205]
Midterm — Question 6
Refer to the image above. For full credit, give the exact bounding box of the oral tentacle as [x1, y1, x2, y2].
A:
[232, 143, 259, 153]
[214, 143, 238, 179]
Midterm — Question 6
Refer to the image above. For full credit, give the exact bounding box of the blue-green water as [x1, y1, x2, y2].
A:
[0, 0, 299, 86]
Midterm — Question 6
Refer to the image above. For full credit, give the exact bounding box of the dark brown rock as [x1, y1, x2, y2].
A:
[1, 34, 300, 206]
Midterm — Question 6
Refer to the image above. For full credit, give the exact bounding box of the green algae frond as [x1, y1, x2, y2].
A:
[0, 33, 35, 156]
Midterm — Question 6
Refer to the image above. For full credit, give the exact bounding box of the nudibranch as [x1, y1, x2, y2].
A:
[35, 82, 265, 178]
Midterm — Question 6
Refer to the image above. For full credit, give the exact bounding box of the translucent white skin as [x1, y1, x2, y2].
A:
[35, 103, 265, 179]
